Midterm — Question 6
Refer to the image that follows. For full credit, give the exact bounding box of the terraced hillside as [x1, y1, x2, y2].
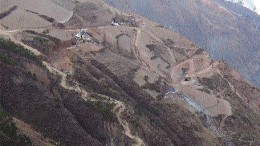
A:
[104, 0, 260, 87]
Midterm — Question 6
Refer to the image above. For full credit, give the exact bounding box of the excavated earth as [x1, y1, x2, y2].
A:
[0, 0, 259, 146]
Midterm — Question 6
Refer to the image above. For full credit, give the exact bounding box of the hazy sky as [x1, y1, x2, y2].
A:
[252, 0, 260, 14]
[252, 0, 260, 7]
[227, 0, 260, 14]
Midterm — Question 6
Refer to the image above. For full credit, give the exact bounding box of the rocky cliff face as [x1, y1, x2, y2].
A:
[104, 0, 260, 87]
[0, 0, 259, 146]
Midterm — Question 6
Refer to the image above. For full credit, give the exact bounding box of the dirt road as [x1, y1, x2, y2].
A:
[0, 29, 145, 146]
[44, 61, 144, 146]
[113, 101, 145, 146]
[0, 30, 43, 56]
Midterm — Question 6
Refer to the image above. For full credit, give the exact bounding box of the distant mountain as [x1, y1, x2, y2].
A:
[103, 0, 260, 87]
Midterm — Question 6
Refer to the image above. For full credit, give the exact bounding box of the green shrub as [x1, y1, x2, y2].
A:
[0, 6, 17, 19]
[0, 37, 41, 65]
[0, 109, 32, 146]
[38, 15, 55, 23]
[163, 38, 174, 47]
[0, 52, 19, 66]
[85, 100, 115, 121]
[134, 104, 145, 116]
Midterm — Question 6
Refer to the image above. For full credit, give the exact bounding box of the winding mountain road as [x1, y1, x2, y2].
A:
[44, 61, 145, 146]
[0, 29, 145, 146]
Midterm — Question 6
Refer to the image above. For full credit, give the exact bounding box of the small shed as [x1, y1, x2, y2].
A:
[112, 15, 137, 26]
[75, 29, 91, 40]
[181, 68, 189, 75]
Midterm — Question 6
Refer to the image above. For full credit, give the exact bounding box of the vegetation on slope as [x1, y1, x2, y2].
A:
[85, 100, 115, 122]
[0, 52, 19, 66]
[0, 109, 32, 146]
[0, 37, 41, 65]
[0, 6, 17, 19]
